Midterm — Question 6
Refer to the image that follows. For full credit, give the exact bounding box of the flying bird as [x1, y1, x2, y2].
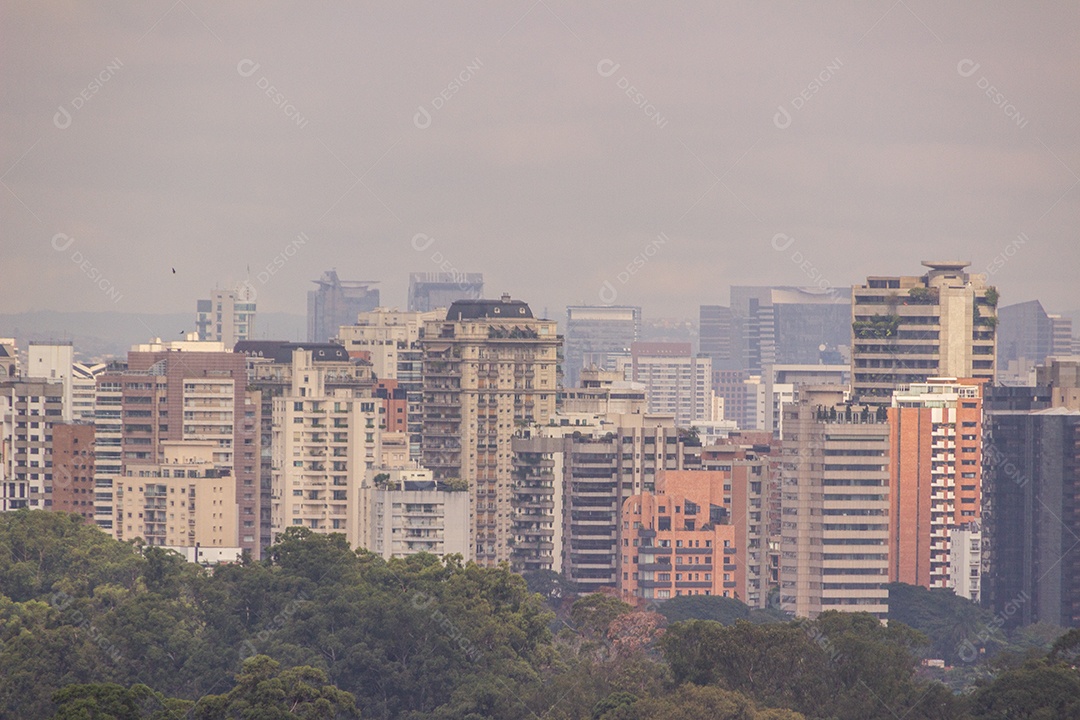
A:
[172, 268, 176, 274]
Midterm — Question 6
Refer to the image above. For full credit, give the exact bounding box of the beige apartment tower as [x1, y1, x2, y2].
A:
[421, 296, 560, 565]
[780, 386, 891, 619]
[852, 261, 997, 406]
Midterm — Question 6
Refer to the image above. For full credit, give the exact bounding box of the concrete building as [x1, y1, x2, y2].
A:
[852, 261, 997, 406]
[620, 470, 738, 602]
[27, 342, 74, 422]
[72, 362, 107, 422]
[407, 271, 483, 313]
[888, 378, 984, 599]
[780, 386, 891, 619]
[699, 305, 736, 370]
[363, 467, 470, 559]
[983, 360, 1080, 628]
[93, 340, 259, 556]
[0, 380, 64, 511]
[564, 305, 641, 388]
[51, 423, 95, 521]
[336, 308, 441, 460]
[238, 340, 372, 555]
[420, 296, 560, 565]
[270, 349, 381, 547]
[700, 439, 780, 609]
[629, 342, 714, 427]
[307, 270, 380, 343]
[117, 440, 240, 557]
[510, 412, 697, 592]
[730, 286, 853, 374]
[196, 288, 256, 347]
[996, 301, 1073, 385]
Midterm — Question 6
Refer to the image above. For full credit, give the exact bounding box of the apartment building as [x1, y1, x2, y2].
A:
[780, 386, 891, 619]
[620, 470, 738, 602]
[307, 270, 379, 343]
[271, 349, 381, 548]
[51, 423, 95, 521]
[238, 340, 371, 555]
[363, 467, 470, 559]
[888, 378, 984, 599]
[0, 380, 64, 511]
[629, 342, 714, 427]
[93, 340, 259, 556]
[852, 261, 997, 406]
[420, 296, 560, 565]
[196, 288, 256, 347]
[116, 440, 239, 559]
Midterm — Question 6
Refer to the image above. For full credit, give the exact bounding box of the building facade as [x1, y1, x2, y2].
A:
[629, 343, 714, 428]
[620, 470, 738, 602]
[564, 305, 641, 388]
[421, 296, 560, 565]
[888, 378, 984, 599]
[307, 270, 380, 342]
[407, 271, 484, 313]
[852, 261, 997, 406]
[196, 288, 256, 347]
[780, 387, 891, 619]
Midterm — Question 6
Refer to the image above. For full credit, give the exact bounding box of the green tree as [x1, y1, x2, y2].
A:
[51, 682, 191, 719]
[192, 655, 358, 719]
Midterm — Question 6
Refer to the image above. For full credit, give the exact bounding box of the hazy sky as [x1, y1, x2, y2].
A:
[2, 2, 1078, 322]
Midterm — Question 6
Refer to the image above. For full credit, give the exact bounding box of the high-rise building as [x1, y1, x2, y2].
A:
[730, 287, 853, 374]
[196, 288, 257, 347]
[888, 378, 984, 600]
[336, 308, 441, 460]
[237, 340, 372, 555]
[94, 339, 259, 556]
[997, 301, 1058, 385]
[564, 305, 641, 388]
[700, 437, 781, 609]
[363, 467, 470, 559]
[511, 413, 696, 591]
[982, 359, 1080, 628]
[699, 305, 736, 370]
[27, 342, 74, 422]
[0, 380, 64, 511]
[421, 296, 560, 565]
[72, 362, 107, 422]
[307, 270, 380, 342]
[619, 470, 739, 602]
[407, 271, 483, 313]
[629, 343, 714, 427]
[851, 261, 997, 406]
[51, 423, 95, 522]
[270, 349, 381, 548]
[780, 386, 891, 619]
[116, 440, 240, 561]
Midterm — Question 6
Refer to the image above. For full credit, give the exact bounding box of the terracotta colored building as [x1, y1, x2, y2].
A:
[888, 378, 983, 599]
[619, 470, 738, 602]
[51, 423, 95, 522]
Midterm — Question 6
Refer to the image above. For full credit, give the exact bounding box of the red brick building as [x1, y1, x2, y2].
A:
[51, 423, 95, 521]
[619, 470, 738, 602]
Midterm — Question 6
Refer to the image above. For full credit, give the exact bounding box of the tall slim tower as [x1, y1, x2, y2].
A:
[307, 270, 380, 342]
[888, 378, 984, 600]
[852, 261, 997, 406]
[196, 288, 256, 347]
[420, 296, 560, 565]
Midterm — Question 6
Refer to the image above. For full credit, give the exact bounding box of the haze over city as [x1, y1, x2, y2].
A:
[3, 2, 1079, 320]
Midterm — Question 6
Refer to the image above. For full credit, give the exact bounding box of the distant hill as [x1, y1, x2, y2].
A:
[0, 310, 307, 361]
